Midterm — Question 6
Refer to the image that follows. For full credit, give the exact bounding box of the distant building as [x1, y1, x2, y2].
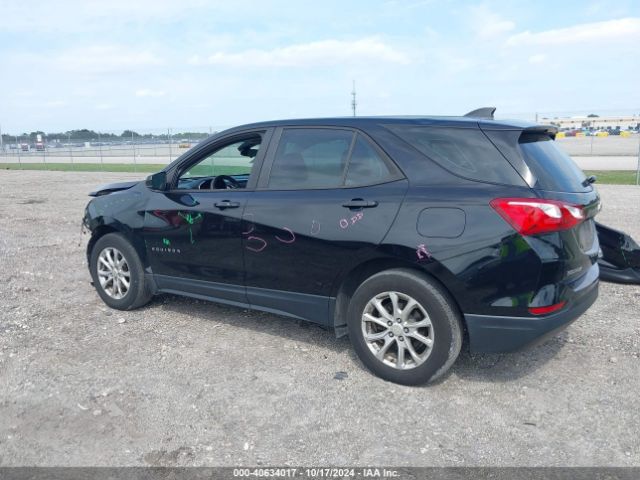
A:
[541, 115, 640, 130]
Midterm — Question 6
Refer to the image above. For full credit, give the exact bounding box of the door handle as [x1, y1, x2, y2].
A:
[342, 199, 379, 209]
[214, 200, 240, 209]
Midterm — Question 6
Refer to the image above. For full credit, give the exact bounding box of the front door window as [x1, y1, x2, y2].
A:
[177, 135, 261, 190]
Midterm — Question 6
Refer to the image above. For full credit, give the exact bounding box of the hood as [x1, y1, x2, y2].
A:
[89, 180, 140, 197]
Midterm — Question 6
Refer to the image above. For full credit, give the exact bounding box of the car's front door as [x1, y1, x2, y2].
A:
[242, 127, 408, 324]
[142, 130, 271, 305]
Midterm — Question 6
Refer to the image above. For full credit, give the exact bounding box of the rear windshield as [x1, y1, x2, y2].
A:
[385, 125, 525, 186]
[519, 133, 589, 192]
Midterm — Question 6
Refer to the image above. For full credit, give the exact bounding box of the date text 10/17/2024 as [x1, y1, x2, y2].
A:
[232, 467, 401, 478]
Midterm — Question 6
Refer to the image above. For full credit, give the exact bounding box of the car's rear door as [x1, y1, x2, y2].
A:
[242, 126, 408, 324]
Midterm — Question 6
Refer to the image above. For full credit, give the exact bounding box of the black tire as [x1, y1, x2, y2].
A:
[347, 268, 463, 385]
[89, 232, 153, 310]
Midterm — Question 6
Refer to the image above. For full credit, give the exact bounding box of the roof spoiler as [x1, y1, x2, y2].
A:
[522, 125, 558, 139]
[464, 107, 496, 120]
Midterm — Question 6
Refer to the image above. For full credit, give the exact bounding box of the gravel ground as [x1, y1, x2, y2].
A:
[0, 170, 638, 467]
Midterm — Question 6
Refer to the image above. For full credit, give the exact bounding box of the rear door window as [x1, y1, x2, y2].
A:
[385, 125, 525, 186]
[266, 128, 402, 190]
[267, 128, 353, 189]
[518, 133, 589, 192]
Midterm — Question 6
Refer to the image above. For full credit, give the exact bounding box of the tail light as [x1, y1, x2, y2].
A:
[529, 301, 566, 315]
[490, 198, 585, 236]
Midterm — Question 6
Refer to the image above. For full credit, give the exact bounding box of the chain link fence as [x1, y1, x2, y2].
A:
[0, 127, 232, 171]
[1, 116, 639, 182]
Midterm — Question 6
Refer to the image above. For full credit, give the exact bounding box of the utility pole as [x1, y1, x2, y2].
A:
[351, 80, 357, 117]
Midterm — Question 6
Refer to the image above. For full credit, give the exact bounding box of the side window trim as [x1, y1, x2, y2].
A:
[339, 133, 358, 186]
[167, 128, 273, 192]
[256, 126, 404, 191]
[256, 126, 284, 189]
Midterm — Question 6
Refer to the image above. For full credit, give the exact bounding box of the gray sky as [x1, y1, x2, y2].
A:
[1, 0, 639, 134]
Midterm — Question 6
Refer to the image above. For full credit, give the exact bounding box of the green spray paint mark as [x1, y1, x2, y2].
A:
[178, 212, 203, 244]
[178, 212, 202, 225]
[162, 238, 171, 246]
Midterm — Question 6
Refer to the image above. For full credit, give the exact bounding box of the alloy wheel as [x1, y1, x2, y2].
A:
[361, 291, 434, 370]
[97, 247, 131, 300]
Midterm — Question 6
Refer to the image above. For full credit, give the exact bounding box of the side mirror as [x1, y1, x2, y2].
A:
[146, 171, 167, 191]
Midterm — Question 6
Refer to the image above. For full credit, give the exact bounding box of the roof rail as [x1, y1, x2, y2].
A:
[463, 107, 496, 120]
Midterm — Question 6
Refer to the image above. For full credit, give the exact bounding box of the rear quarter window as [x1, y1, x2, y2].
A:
[385, 125, 525, 186]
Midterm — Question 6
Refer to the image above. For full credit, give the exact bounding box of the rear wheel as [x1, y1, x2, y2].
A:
[89, 233, 152, 310]
[347, 269, 463, 385]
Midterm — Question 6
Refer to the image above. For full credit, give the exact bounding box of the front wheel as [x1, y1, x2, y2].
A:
[347, 269, 463, 385]
[89, 233, 153, 310]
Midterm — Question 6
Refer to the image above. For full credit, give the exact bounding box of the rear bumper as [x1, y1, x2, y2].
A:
[464, 279, 598, 353]
[598, 265, 640, 285]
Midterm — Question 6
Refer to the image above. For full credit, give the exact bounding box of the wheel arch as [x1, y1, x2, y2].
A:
[86, 219, 144, 265]
[86, 224, 118, 261]
[331, 257, 465, 338]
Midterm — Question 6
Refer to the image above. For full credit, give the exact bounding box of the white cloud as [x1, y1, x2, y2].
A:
[14, 90, 35, 98]
[135, 89, 166, 98]
[2, 2, 638, 132]
[44, 100, 66, 108]
[0, 0, 218, 33]
[470, 6, 516, 39]
[507, 17, 640, 47]
[528, 53, 547, 64]
[54, 45, 164, 74]
[192, 38, 411, 68]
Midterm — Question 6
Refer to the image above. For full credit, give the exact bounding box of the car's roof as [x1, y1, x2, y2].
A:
[223, 115, 539, 133]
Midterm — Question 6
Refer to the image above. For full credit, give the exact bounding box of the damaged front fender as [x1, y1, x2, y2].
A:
[89, 180, 140, 197]
[596, 222, 640, 284]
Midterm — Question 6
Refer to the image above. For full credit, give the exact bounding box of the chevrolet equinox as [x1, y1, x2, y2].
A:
[83, 108, 600, 385]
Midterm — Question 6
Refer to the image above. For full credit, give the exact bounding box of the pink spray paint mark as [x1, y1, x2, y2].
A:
[246, 236, 267, 252]
[242, 213, 255, 235]
[275, 227, 296, 244]
[340, 211, 364, 229]
[416, 244, 432, 260]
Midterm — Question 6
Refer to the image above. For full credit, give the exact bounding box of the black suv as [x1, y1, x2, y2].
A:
[83, 109, 601, 385]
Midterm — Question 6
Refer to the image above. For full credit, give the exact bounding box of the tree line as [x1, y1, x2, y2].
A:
[1, 129, 212, 143]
